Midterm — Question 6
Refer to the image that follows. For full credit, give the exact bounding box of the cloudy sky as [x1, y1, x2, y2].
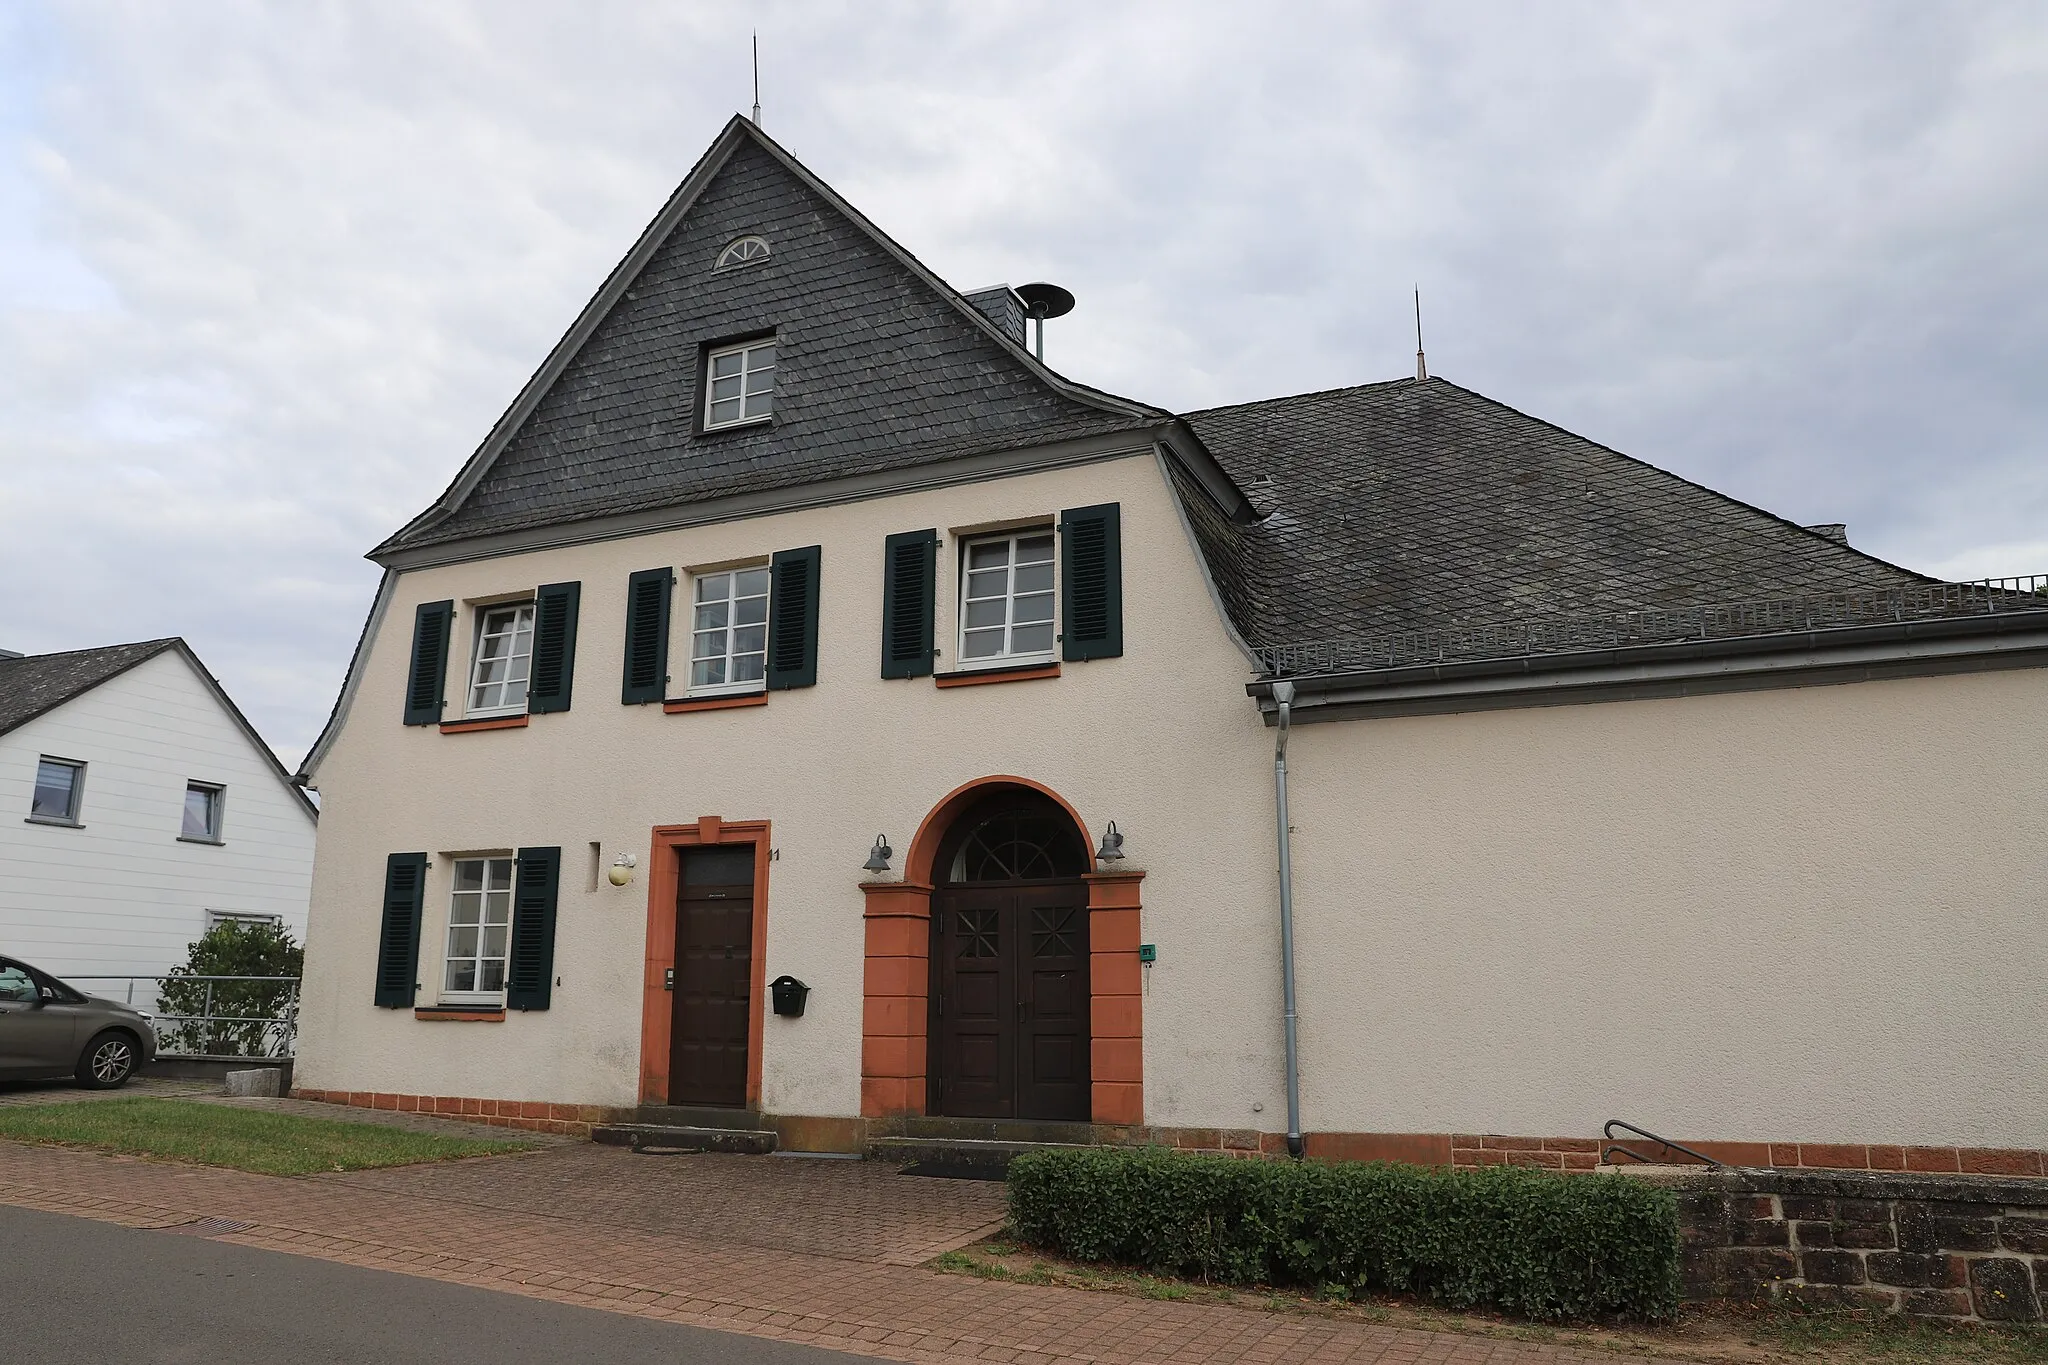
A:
[3, 2, 2044, 765]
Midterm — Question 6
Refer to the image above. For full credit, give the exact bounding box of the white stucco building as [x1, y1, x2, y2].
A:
[292, 118, 2048, 1174]
[0, 639, 318, 998]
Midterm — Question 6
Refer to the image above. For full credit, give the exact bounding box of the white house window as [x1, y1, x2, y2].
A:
[181, 782, 224, 842]
[444, 856, 514, 999]
[715, 235, 770, 270]
[206, 910, 281, 931]
[959, 530, 1056, 665]
[704, 340, 774, 429]
[468, 602, 535, 715]
[29, 757, 85, 824]
[689, 566, 771, 695]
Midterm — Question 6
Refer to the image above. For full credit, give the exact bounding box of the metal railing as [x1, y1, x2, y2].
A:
[1602, 1118, 1726, 1169]
[1252, 574, 2048, 678]
[66, 975, 300, 1059]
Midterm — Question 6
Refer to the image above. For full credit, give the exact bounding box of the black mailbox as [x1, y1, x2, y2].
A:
[769, 975, 809, 1018]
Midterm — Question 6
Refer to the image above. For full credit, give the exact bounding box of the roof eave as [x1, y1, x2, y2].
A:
[1244, 609, 2048, 722]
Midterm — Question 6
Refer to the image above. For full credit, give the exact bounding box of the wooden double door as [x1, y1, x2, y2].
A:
[929, 881, 1090, 1121]
[669, 846, 755, 1108]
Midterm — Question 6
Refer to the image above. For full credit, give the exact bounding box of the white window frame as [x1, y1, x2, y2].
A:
[956, 527, 1058, 669]
[466, 600, 536, 717]
[441, 855, 515, 1005]
[715, 235, 770, 270]
[686, 563, 772, 697]
[206, 910, 282, 931]
[703, 339, 775, 430]
[180, 781, 226, 844]
[27, 756, 86, 826]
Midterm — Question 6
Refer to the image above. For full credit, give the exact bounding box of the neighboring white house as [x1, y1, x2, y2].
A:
[0, 639, 318, 999]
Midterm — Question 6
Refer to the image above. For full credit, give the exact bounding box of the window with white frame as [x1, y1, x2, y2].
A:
[443, 856, 514, 999]
[29, 757, 85, 824]
[206, 910, 282, 931]
[688, 565, 771, 695]
[959, 529, 1056, 666]
[704, 339, 774, 429]
[715, 235, 770, 270]
[181, 782, 224, 842]
[467, 602, 535, 715]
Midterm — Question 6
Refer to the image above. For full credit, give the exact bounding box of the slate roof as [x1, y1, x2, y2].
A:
[1176, 377, 1932, 658]
[0, 639, 180, 738]
[382, 123, 1161, 555]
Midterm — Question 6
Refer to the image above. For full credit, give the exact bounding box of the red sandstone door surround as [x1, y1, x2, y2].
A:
[640, 818, 771, 1108]
[861, 776, 1145, 1127]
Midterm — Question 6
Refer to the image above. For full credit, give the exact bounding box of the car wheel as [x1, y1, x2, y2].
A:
[76, 1030, 138, 1089]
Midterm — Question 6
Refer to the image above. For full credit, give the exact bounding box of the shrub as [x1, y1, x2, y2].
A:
[1006, 1146, 1679, 1323]
[156, 920, 303, 1057]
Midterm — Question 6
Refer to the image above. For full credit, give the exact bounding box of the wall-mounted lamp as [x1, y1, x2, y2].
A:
[1095, 821, 1126, 864]
[862, 835, 893, 875]
[607, 852, 638, 887]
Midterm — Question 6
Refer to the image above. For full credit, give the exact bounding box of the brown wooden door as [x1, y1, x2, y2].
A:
[670, 846, 755, 1107]
[931, 882, 1089, 1121]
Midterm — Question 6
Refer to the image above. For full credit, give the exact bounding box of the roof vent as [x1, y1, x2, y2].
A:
[1015, 282, 1075, 363]
[1805, 523, 1849, 545]
[963, 285, 1026, 347]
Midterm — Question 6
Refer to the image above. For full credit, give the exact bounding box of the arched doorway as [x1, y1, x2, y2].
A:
[927, 789, 1092, 1120]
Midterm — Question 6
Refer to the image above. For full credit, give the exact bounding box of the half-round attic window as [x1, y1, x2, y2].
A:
[716, 235, 770, 270]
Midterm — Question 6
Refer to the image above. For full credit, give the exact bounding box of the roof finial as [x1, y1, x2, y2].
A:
[751, 32, 762, 127]
[1414, 287, 1428, 381]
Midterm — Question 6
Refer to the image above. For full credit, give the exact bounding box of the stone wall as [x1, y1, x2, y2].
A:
[1676, 1166, 2048, 1322]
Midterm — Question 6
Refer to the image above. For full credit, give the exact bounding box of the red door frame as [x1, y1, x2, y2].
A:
[639, 817, 772, 1108]
[860, 776, 1145, 1127]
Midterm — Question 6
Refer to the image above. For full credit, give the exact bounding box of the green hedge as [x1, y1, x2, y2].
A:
[1006, 1147, 1678, 1322]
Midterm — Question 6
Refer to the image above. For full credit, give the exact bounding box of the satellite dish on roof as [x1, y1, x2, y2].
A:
[1015, 282, 1074, 362]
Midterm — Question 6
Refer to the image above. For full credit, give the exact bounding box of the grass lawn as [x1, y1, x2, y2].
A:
[935, 1240, 2048, 1365]
[0, 1098, 537, 1176]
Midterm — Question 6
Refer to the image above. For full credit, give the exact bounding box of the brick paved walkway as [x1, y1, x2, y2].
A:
[0, 1138, 1647, 1365]
[0, 1076, 216, 1107]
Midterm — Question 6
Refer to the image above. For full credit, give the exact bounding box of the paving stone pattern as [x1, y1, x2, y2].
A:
[0, 1138, 1642, 1365]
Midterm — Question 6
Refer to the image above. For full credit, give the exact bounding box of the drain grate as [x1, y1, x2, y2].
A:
[162, 1216, 257, 1237]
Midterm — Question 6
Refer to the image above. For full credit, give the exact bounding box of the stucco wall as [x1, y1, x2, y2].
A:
[297, 451, 1286, 1119]
[300, 448, 2048, 1148]
[1285, 668, 2048, 1149]
[0, 649, 317, 995]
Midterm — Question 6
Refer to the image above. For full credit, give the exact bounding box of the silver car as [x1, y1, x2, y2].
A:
[0, 955, 158, 1088]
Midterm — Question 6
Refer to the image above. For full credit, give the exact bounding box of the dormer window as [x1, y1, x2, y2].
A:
[715, 235, 770, 270]
[704, 339, 775, 429]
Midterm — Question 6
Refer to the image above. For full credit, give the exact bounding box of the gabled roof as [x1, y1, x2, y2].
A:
[0, 640, 181, 738]
[1176, 377, 1931, 656]
[0, 639, 317, 821]
[379, 117, 1166, 559]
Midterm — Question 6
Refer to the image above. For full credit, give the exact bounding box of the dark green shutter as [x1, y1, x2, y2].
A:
[620, 568, 673, 704]
[766, 545, 822, 690]
[880, 530, 937, 678]
[373, 852, 428, 1007]
[403, 601, 454, 725]
[528, 581, 581, 714]
[505, 845, 561, 1011]
[1060, 503, 1123, 661]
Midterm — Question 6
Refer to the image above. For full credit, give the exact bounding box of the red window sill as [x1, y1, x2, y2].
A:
[415, 1007, 506, 1022]
[934, 662, 1061, 689]
[664, 692, 768, 714]
[440, 715, 529, 734]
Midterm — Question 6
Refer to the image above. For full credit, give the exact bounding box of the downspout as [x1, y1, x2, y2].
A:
[1271, 680, 1304, 1157]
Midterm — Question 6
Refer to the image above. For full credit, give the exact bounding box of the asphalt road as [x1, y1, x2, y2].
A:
[3, 1203, 875, 1364]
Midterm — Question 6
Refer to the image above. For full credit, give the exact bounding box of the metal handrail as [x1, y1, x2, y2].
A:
[1253, 573, 2048, 678]
[1601, 1119, 1726, 1168]
[64, 974, 300, 1059]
